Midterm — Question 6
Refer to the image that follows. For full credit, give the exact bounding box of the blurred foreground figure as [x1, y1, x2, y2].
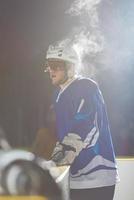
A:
[0, 128, 62, 200]
[44, 41, 120, 200]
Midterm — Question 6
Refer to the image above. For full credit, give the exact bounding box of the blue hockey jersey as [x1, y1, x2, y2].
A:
[52, 77, 119, 189]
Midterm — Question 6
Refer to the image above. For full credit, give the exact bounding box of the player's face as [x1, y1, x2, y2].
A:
[46, 59, 67, 86]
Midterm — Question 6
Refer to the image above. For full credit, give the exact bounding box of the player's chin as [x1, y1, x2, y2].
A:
[51, 78, 59, 86]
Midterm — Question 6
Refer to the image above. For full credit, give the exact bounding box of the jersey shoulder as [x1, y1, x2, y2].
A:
[73, 77, 98, 92]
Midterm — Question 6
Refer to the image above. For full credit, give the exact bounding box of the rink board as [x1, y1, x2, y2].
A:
[114, 157, 134, 200]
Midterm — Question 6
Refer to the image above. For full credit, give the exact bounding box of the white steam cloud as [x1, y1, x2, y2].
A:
[67, 0, 104, 54]
[66, 0, 104, 76]
[66, 0, 101, 23]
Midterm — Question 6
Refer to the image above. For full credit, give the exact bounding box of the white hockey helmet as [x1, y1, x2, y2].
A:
[46, 44, 79, 64]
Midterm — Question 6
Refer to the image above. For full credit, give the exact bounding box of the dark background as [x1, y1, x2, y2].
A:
[0, 0, 134, 156]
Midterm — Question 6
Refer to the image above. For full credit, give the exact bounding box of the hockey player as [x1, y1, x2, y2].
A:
[45, 42, 119, 200]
